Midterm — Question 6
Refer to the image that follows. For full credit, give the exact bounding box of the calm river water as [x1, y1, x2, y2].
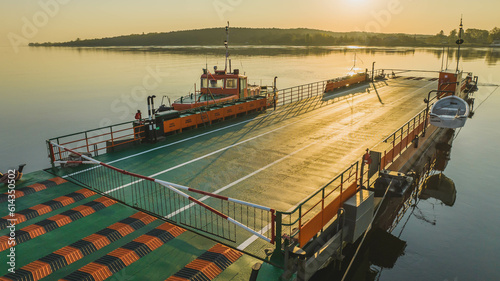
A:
[1, 45, 499, 280]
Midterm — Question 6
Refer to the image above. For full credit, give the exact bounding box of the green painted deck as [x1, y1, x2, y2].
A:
[1, 76, 439, 280]
[0, 174, 260, 281]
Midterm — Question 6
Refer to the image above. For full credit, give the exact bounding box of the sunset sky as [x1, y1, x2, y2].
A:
[1, 0, 499, 47]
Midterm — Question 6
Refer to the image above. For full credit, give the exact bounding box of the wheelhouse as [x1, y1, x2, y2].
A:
[201, 69, 248, 99]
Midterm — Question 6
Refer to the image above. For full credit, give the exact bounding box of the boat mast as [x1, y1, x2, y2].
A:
[224, 21, 230, 72]
[353, 53, 357, 72]
[349, 53, 356, 74]
[440, 46, 445, 71]
[455, 17, 464, 73]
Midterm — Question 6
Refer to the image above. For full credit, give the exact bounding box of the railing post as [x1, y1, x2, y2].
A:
[271, 209, 276, 245]
[359, 155, 365, 188]
[355, 162, 359, 186]
[340, 173, 344, 195]
[298, 207, 302, 243]
[57, 138, 62, 162]
[110, 126, 114, 147]
[85, 131, 90, 154]
[392, 138, 395, 162]
[383, 150, 386, 170]
[275, 211, 282, 250]
[47, 140, 55, 169]
[321, 189, 325, 228]
[400, 127, 403, 155]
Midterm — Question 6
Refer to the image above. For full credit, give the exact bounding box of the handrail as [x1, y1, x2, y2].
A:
[48, 120, 138, 141]
[280, 162, 358, 217]
[50, 141, 276, 244]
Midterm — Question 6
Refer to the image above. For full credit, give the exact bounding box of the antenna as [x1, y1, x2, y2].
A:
[440, 46, 445, 70]
[224, 21, 230, 72]
[445, 46, 450, 69]
[349, 53, 357, 73]
[456, 16, 464, 73]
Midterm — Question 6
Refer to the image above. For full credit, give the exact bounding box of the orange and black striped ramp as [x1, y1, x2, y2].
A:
[165, 244, 243, 281]
[0, 212, 156, 281]
[0, 177, 67, 203]
[60, 222, 186, 281]
[0, 197, 116, 252]
[0, 189, 96, 230]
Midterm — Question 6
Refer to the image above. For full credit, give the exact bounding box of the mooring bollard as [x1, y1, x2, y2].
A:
[249, 262, 262, 281]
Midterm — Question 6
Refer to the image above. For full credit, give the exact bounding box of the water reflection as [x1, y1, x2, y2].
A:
[318, 128, 459, 281]
[420, 173, 456, 206]
[36, 45, 499, 64]
[425, 47, 500, 66]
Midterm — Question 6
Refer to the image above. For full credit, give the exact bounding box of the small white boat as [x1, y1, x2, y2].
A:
[429, 95, 469, 128]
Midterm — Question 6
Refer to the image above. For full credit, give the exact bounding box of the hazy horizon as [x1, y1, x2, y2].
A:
[2, 0, 499, 49]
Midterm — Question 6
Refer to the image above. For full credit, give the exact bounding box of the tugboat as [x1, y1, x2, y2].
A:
[170, 22, 264, 111]
[138, 23, 276, 140]
[171, 67, 262, 111]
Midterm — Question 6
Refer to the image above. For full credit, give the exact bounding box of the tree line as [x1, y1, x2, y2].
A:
[29, 27, 500, 47]
[425, 27, 500, 45]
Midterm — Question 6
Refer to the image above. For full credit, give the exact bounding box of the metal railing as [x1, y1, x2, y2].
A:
[381, 109, 428, 169]
[273, 97, 434, 249]
[276, 73, 370, 108]
[277, 80, 329, 107]
[50, 142, 275, 244]
[46, 96, 266, 165]
[275, 162, 359, 248]
[47, 121, 145, 164]
[47, 72, 374, 166]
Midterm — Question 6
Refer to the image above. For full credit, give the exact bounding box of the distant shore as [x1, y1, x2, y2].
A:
[28, 27, 500, 48]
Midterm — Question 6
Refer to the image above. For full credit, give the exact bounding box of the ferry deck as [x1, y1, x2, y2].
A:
[0, 75, 448, 281]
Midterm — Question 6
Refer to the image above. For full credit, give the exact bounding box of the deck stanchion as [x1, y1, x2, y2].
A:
[47, 141, 56, 169]
[270, 209, 276, 245]
[85, 132, 90, 154]
[274, 212, 282, 252]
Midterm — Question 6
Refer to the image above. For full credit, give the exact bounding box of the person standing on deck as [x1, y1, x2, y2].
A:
[135, 110, 143, 124]
[135, 110, 142, 120]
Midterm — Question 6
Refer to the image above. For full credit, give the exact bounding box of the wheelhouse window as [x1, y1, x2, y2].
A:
[226, 78, 237, 89]
[239, 78, 247, 91]
[209, 79, 223, 88]
[201, 78, 223, 88]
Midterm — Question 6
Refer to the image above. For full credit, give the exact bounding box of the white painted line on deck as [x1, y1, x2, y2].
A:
[104, 110, 325, 194]
[104, 91, 376, 195]
[236, 80, 438, 250]
[61, 83, 375, 180]
[163, 123, 342, 219]
[104, 83, 372, 165]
